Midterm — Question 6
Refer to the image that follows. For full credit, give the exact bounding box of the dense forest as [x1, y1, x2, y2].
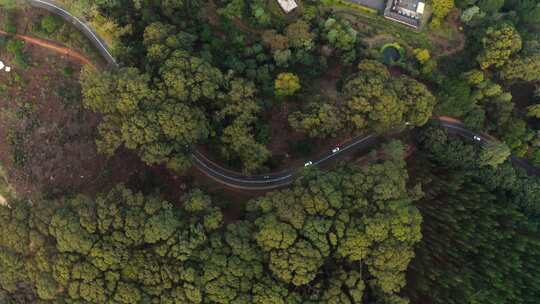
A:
[0, 0, 539, 303]
[1, 143, 423, 303]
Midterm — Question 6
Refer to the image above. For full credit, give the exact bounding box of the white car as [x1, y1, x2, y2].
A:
[304, 161, 313, 167]
[405, 122, 411, 126]
[473, 136, 482, 141]
[332, 147, 340, 153]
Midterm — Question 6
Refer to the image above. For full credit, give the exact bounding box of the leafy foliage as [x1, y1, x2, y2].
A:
[343, 60, 436, 132]
[477, 24, 522, 70]
[274, 73, 301, 97]
[0, 152, 422, 303]
[408, 132, 540, 304]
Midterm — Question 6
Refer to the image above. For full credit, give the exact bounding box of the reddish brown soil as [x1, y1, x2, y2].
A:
[429, 9, 466, 58]
[0, 41, 140, 199]
[0, 30, 94, 67]
[265, 103, 302, 155]
[317, 59, 342, 100]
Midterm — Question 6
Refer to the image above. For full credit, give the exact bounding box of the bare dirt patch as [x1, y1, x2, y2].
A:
[0, 29, 94, 67]
[0, 43, 140, 199]
[316, 59, 343, 100]
[428, 10, 465, 58]
[2, 6, 104, 65]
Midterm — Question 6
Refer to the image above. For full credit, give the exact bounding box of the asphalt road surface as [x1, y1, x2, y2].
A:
[28, 0, 118, 66]
[27, 0, 540, 190]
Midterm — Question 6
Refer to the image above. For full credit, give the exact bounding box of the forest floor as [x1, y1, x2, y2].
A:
[0, 42, 142, 199]
[0, 24, 192, 201]
[1, 6, 104, 64]
[1, 3, 222, 204]
[0, 43, 197, 202]
[0, 29, 93, 67]
[203, 0, 358, 174]
[428, 10, 466, 59]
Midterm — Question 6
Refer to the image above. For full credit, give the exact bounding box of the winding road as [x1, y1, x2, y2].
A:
[24, 0, 540, 190]
[28, 0, 117, 66]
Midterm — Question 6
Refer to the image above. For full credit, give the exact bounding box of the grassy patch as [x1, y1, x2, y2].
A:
[332, 8, 435, 51]
[381, 42, 406, 63]
[321, 0, 379, 15]
[29, 15, 102, 63]
[0, 7, 103, 65]
[0, 163, 16, 202]
[381, 42, 404, 54]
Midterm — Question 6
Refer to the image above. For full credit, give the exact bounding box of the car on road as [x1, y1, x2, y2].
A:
[304, 161, 313, 167]
[473, 136, 482, 141]
[263, 175, 270, 179]
[332, 147, 340, 153]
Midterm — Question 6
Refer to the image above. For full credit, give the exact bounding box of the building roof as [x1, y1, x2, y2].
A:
[416, 2, 425, 14]
[383, 0, 423, 28]
[277, 0, 298, 13]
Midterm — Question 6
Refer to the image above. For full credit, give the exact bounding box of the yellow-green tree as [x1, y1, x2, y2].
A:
[477, 24, 522, 70]
[431, 0, 455, 27]
[275, 73, 301, 97]
[248, 151, 422, 302]
[500, 54, 540, 82]
[414, 48, 431, 64]
[343, 60, 436, 132]
[479, 141, 511, 168]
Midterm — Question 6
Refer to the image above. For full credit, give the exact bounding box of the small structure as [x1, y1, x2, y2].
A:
[277, 0, 298, 13]
[383, 0, 425, 28]
[0, 61, 11, 72]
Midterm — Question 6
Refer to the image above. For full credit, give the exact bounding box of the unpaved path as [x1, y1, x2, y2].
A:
[206, 0, 264, 36]
[0, 30, 94, 67]
[362, 34, 395, 48]
[428, 10, 466, 58]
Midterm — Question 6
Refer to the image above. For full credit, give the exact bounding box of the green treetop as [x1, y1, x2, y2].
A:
[275, 73, 301, 97]
[477, 24, 522, 70]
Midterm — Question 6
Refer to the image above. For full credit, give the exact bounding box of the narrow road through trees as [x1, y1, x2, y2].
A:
[28, 0, 117, 66]
[23, 0, 540, 190]
[0, 29, 93, 66]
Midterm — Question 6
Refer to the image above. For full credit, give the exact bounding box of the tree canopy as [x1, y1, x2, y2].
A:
[408, 126, 540, 304]
[477, 24, 522, 70]
[0, 149, 424, 303]
[342, 60, 436, 132]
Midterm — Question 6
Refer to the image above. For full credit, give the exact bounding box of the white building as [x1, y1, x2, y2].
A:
[277, 0, 298, 13]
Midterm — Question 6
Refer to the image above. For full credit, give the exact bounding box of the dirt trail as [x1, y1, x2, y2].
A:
[429, 10, 466, 58]
[206, 0, 264, 36]
[437, 116, 461, 124]
[0, 30, 94, 67]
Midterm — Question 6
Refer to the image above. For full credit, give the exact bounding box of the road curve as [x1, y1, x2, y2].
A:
[27, 0, 118, 67]
[26, 1, 540, 189]
[197, 119, 540, 190]
[192, 134, 380, 190]
[438, 120, 540, 176]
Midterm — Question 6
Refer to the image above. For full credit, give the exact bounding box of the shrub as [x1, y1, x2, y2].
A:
[6, 39, 23, 55]
[3, 12, 17, 34]
[40, 15, 63, 34]
[13, 52, 28, 68]
[6, 39, 28, 68]
[62, 66, 74, 77]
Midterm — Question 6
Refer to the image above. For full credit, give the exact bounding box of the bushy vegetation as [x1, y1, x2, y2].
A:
[0, 150, 424, 303]
[406, 126, 540, 304]
[0, 1, 539, 303]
